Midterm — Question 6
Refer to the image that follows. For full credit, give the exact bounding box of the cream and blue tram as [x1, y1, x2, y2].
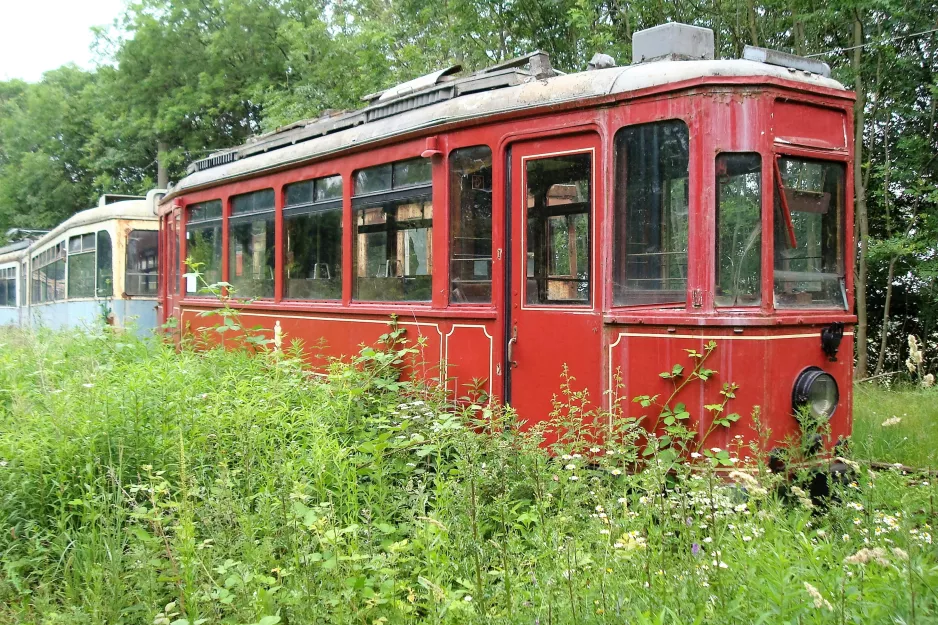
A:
[0, 240, 30, 326]
[10, 190, 164, 332]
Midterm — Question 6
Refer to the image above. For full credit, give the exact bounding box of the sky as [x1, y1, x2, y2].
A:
[0, 0, 126, 82]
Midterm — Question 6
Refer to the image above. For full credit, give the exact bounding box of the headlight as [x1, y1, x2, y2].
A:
[792, 366, 839, 420]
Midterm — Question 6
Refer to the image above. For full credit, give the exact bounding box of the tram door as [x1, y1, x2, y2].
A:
[506, 134, 604, 429]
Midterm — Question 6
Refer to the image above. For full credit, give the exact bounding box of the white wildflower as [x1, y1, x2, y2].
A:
[804, 582, 834, 611]
[881, 416, 902, 427]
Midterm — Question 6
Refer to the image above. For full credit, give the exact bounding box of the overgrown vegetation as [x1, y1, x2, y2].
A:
[1, 326, 937, 624]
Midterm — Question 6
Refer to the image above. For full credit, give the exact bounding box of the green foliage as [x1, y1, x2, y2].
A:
[1, 327, 937, 624]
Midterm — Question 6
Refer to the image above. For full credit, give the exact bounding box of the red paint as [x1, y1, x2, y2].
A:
[159, 78, 856, 455]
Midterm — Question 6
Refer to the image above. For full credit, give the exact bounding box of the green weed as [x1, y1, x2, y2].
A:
[0, 325, 935, 624]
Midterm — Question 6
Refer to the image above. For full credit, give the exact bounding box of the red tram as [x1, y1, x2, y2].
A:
[157, 23, 855, 453]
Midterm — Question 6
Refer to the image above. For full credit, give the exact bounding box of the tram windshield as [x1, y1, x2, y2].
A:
[773, 157, 846, 309]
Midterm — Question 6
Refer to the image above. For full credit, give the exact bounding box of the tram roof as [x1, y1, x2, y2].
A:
[165, 58, 848, 202]
[20, 190, 163, 258]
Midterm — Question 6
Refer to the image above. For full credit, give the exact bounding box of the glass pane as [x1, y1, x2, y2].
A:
[82, 233, 95, 251]
[355, 164, 392, 194]
[229, 217, 275, 298]
[68, 236, 82, 254]
[715, 153, 762, 307]
[284, 209, 342, 300]
[53, 259, 66, 301]
[774, 158, 846, 308]
[96, 230, 113, 297]
[231, 189, 274, 216]
[189, 199, 222, 222]
[315, 175, 343, 201]
[173, 216, 180, 294]
[393, 158, 432, 187]
[354, 193, 432, 301]
[613, 120, 690, 306]
[185, 224, 222, 292]
[126, 230, 159, 296]
[525, 153, 591, 305]
[285, 180, 314, 207]
[449, 146, 493, 303]
[68, 252, 96, 298]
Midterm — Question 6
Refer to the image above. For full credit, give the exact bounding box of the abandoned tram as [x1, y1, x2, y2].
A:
[157, 23, 856, 451]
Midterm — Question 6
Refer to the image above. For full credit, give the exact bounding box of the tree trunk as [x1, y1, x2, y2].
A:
[746, 0, 759, 47]
[157, 141, 169, 190]
[874, 257, 897, 376]
[853, 14, 870, 380]
[874, 119, 893, 377]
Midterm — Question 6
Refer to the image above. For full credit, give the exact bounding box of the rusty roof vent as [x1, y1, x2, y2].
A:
[632, 22, 714, 64]
[742, 45, 831, 78]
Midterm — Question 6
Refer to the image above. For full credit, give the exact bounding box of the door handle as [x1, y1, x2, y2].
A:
[507, 325, 518, 368]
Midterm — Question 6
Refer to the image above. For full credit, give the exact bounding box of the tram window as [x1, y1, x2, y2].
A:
[613, 120, 690, 306]
[715, 153, 762, 306]
[0, 267, 15, 307]
[67, 233, 96, 299]
[126, 230, 159, 296]
[96, 231, 113, 297]
[31, 243, 67, 303]
[185, 200, 222, 293]
[449, 146, 493, 304]
[284, 176, 343, 300]
[524, 153, 592, 305]
[353, 158, 433, 302]
[774, 157, 846, 308]
[229, 189, 275, 298]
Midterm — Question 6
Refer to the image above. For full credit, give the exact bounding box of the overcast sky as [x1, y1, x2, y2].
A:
[0, 0, 126, 82]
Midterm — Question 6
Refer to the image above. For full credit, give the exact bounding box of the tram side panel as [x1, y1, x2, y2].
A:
[607, 325, 852, 455]
[178, 306, 496, 398]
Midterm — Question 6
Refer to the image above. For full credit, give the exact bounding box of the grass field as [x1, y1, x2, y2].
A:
[853, 383, 938, 468]
[0, 327, 936, 625]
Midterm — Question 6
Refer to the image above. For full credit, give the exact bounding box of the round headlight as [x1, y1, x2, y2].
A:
[792, 367, 839, 420]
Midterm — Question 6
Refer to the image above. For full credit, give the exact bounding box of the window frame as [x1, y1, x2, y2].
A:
[282, 175, 344, 302]
[228, 189, 276, 299]
[714, 152, 763, 308]
[0, 266, 16, 308]
[771, 153, 848, 311]
[125, 229, 160, 297]
[611, 119, 691, 309]
[448, 145, 494, 305]
[184, 199, 223, 296]
[351, 157, 434, 303]
[66, 232, 97, 300]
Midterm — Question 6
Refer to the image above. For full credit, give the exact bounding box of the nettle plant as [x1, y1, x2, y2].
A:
[181, 260, 273, 351]
[633, 340, 743, 468]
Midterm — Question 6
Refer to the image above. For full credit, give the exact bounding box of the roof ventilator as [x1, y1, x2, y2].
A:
[187, 52, 559, 174]
[632, 23, 714, 63]
[742, 45, 831, 78]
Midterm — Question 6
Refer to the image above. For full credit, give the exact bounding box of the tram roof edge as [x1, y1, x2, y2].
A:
[165, 59, 848, 203]
[21, 194, 161, 258]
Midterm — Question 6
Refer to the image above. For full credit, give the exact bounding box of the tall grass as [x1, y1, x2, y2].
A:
[0, 326, 936, 624]
[853, 383, 938, 467]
